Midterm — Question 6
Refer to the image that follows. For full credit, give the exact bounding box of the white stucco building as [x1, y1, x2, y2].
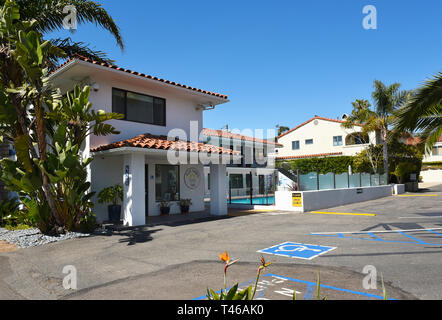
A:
[201, 128, 281, 205]
[276, 116, 379, 160]
[49, 55, 240, 226]
[423, 139, 442, 163]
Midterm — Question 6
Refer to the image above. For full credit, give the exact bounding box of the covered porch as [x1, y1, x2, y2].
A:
[90, 133, 240, 226]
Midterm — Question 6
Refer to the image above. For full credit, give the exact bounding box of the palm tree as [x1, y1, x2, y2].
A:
[0, 0, 124, 68]
[342, 81, 409, 179]
[0, 0, 123, 232]
[395, 72, 442, 152]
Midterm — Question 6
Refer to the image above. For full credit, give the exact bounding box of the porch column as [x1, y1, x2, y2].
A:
[210, 163, 227, 216]
[123, 153, 145, 226]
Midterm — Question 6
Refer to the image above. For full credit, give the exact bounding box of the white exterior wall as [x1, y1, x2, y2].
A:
[50, 61, 230, 225]
[276, 118, 376, 158]
[90, 156, 124, 223]
[86, 72, 204, 149]
[420, 169, 442, 183]
[275, 186, 392, 212]
[91, 154, 206, 223]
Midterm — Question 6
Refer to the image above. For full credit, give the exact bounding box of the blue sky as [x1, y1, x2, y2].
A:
[48, 0, 442, 137]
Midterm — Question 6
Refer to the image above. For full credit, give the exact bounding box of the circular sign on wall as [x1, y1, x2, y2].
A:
[184, 167, 201, 190]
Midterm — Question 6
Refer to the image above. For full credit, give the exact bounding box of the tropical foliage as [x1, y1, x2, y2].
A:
[97, 184, 123, 206]
[395, 72, 442, 152]
[342, 81, 411, 180]
[0, 0, 124, 70]
[206, 252, 272, 300]
[279, 156, 354, 174]
[0, 0, 122, 234]
[0, 197, 20, 226]
[352, 139, 423, 181]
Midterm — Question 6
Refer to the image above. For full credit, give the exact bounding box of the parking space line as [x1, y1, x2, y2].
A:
[267, 274, 395, 300]
[395, 194, 438, 197]
[395, 231, 429, 245]
[427, 229, 442, 236]
[315, 232, 417, 245]
[399, 216, 442, 219]
[311, 211, 376, 217]
[312, 228, 442, 246]
[311, 227, 442, 235]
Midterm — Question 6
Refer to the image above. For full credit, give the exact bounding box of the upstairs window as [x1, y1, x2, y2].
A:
[333, 136, 343, 146]
[345, 133, 369, 145]
[112, 88, 166, 126]
[432, 146, 440, 156]
[292, 141, 300, 150]
[305, 139, 314, 145]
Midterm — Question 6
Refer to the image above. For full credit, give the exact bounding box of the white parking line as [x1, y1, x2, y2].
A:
[399, 216, 442, 219]
[311, 227, 442, 235]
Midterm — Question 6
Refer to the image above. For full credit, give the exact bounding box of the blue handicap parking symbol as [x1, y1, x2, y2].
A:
[258, 242, 336, 260]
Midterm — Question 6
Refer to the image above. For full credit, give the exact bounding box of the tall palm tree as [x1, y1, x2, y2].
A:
[342, 81, 409, 179]
[395, 72, 442, 152]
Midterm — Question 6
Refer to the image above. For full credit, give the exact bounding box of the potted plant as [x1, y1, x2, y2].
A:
[179, 199, 192, 214]
[158, 201, 171, 215]
[97, 184, 123, 222]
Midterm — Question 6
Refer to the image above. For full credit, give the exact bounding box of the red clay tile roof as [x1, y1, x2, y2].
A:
[202, 128, 283, 147]
[276, 152, 343, 160]
[277, 116, 363, 139]
[91, 133, 241, 155]
[406, 136, 442, 145]
[52, 54, 228, 100]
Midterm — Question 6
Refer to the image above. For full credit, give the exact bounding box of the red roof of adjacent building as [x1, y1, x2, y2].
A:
[202, 128, 283, 147]
[406, 136, 442, 145]
[276, 152, 343, 160]
[51, 54, 228, 100]
[91, 133, 240, 155]
[277, 116, 363, 139]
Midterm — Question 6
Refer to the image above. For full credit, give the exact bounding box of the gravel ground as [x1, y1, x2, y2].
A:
[0, 227, 91, 249]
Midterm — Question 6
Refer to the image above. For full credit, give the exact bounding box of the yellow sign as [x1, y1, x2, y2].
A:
[292, 193, 302, 207]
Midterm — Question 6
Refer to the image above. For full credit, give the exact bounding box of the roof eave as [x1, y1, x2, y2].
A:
[50, 58, 229, 105]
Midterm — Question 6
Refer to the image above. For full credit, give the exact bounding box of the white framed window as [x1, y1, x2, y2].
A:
[292, 141, 300, 150]
[305, 139, 313, 145]
[333, 136, 343, 146]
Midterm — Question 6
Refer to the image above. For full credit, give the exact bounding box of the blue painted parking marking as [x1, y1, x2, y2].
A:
[193, 273, 395, 300]
[267, 274, 396, 300]
[311, 228, 442, 246]
[257, 242, 336, 260]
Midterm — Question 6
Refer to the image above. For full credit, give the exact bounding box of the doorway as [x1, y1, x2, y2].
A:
[259, 175, 265, 194]
[148, 164, 149, 220]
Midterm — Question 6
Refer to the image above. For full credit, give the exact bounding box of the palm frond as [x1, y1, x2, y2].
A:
[396, 72, 442, 133]
[12, 0, 124, 49]
[47, 37, 114, 71]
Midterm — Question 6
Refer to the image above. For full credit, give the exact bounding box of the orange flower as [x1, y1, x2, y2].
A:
[260, 255, 273, 268]
[219, 251, 230, 264]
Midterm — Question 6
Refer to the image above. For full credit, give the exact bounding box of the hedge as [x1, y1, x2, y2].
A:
[281, 156, 354, 174]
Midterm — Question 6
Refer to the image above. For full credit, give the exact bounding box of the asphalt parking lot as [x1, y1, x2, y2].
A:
[0, 183, 441, 300]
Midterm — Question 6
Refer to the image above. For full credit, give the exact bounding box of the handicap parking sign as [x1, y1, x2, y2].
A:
[258, 242, 336, 260]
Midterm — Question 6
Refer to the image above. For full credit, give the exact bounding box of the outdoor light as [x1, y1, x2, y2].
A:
[92, 82, 100, 92]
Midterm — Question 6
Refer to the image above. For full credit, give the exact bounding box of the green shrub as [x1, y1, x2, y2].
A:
[282, 156, 354, 174]
[76, 212, 98, 233]
[422, 162, 442, 170]
[4, 223, 32, 231]
[394, 162, 418, 183]
[97, 184, 123, 206]
[0, 198, 21, 227]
